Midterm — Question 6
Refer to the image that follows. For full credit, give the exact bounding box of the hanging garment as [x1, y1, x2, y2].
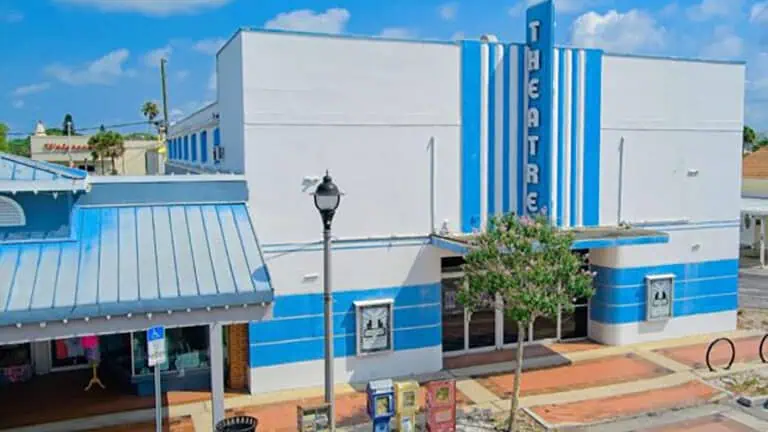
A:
[65, 338, 84, 357]
[55, 340, 68, 360]
[81, 335, 98, 350]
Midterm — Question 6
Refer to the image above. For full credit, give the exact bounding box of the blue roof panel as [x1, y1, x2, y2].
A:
[0, 153, 87, 181]
[0, 203, 273, 326]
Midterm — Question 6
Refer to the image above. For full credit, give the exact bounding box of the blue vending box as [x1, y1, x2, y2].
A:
[366, 379, 395, 432]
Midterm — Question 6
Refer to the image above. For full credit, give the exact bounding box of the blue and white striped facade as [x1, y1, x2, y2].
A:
[169, 3, 745, 394]
[460, 41, 602, 232]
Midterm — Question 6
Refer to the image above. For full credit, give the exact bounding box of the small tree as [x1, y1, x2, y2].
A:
[457, 213, 595, 431]
[63, 113, 75, 136]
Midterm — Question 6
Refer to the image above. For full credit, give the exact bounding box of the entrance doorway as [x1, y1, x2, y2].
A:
[440, 256, 589, 356]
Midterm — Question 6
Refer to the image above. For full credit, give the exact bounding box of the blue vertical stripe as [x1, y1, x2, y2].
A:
[583, 49, 602, 227]
[570, 50, 579, 227]
[516, 45, 526, 215]
[461, 41, 482, 233]
[556, 48, 566, 227]
[487, 43, 496, 217]
[502, 44, 511, 214]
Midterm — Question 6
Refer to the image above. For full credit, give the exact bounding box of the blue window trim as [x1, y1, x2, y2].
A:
[191, 133, 198, 162]
[201, 131, 208, 164]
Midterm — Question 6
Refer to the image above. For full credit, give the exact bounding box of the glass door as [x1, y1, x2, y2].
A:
[441, 275, 465, 353]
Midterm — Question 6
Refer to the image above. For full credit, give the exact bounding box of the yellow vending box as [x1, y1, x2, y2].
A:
[394, 380, 420, 432]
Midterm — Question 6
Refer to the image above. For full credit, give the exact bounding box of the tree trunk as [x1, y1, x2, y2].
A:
[507, 321, 526, 431]
[100, 155, 105, 174]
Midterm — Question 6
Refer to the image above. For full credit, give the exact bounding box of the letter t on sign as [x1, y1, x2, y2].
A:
[528, 20, 541, 43]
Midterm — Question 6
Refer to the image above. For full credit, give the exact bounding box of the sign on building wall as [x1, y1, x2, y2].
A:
[355, 299, 394, 355]
[645, 275, 675, 321]
[524, 0, 554, 216]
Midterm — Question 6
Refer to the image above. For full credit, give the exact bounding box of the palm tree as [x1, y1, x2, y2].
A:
[88, 131, 124, 175]
[141, 101, 160, 133]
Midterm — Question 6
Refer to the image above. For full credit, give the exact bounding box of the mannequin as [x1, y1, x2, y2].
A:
[82, 335, 105, 391]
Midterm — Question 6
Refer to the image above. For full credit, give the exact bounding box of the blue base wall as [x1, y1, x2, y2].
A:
[590, 258, 738, 324]
[248, 283, 442, 368]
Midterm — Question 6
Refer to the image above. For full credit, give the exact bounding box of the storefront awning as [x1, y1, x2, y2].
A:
[0, 201, 273, 344]
[431, 226, 669, 254]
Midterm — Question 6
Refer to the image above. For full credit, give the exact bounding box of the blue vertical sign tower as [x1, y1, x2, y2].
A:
[524, 0, 554, 217]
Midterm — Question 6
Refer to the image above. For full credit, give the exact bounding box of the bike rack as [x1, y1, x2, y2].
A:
[760, 334, 768, 364]
[705, 337, 735, 372]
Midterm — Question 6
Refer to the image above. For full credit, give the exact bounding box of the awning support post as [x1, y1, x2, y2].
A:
[210, 322, 225, 429]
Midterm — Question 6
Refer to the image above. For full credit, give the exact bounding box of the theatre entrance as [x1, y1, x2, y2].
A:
[440, 256, 589, 357]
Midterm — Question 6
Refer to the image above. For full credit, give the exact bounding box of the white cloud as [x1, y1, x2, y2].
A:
[54, 0, 230, 16]
[12, 100, 24, 109]
[451, 31, 465, 40]
[12, 82, 50, 97]
[193, 38, 226, 55]
[439, 2, 458, 21]
[701, 26, 743, 59]
[686, 0, 739, 22]
[379, 28, 415, 39]
[45, 49, 136, 86]
[3, 11, 23, 23]
[660, 2, 679, 18]
[175, 70, 190, 81]
[571, 9, 665, 53]
[751, 1, 768, 24]
[143, 46, 172, 68]
[264, 8, 350, 34]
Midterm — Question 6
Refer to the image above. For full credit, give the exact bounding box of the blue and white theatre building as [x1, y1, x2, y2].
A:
[174, 0, 742, 394]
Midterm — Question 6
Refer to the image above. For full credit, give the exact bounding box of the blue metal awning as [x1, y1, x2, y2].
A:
[0, 202, 273, 327]
[0, 152, 88, 192]
[431, 226, 669, 254]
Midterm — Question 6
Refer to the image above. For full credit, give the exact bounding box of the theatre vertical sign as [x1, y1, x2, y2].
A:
[524, 0, 554, 216]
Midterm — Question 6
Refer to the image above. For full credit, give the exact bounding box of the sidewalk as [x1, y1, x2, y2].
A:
[8, 328, 768, 432]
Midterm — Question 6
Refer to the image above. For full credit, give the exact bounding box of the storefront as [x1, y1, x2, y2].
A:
[0, 154, 273, 428]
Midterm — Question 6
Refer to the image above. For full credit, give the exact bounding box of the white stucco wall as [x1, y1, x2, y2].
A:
[599, 55, 745, 226]
[237, 31, 461, 245]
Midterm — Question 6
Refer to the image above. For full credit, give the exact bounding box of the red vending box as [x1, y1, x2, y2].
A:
[425, 380, 456, 432]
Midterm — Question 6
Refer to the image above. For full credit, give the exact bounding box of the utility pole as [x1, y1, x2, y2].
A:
[160, 58, 170, 174]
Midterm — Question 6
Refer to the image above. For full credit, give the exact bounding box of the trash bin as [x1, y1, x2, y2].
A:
[215, 416, 258, 432]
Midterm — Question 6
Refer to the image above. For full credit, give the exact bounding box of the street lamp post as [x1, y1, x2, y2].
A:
[313, 171, 341, 431]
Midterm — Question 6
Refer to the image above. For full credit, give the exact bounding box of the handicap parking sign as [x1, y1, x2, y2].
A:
[147, 326, 167, 367]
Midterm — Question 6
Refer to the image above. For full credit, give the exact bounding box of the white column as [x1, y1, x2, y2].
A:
[210, 323, 225, 428]
[761, 217, 766, 268]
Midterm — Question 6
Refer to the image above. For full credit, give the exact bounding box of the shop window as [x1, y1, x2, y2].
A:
[0, 343, 32, 384]
[51, 337, 89, 369]
[190, 133, 198, 161]
[200, 131, 208, 163]
[441, 276, 465, 352]
[132, 325, 210, 376]
[183, 136, 189, 160]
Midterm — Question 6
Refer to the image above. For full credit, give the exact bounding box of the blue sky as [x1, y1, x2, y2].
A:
[1, 0, 766, 135]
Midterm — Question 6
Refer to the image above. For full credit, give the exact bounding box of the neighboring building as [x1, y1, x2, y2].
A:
[168, 1, 744, 395]
[740, 147, 768, 262]
[0, 152, 272, 429]
[29, 122, 161, 175]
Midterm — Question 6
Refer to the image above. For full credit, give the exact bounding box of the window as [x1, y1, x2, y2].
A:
[183, 136, 189, 160]
[0, 196, 26, 227]
[190, 133, 198, 162]
[213, 128, 221, 146]
[200, 131, 208, 163]
[132, 325, 210, 376]
[354, 299, 394, 356]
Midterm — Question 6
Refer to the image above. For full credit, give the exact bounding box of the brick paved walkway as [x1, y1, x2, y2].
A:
[227, 387, 473, 432]
[654, 336, 764, 369]
[636, 414, 758, 432]
[479, 353, 671, 398]
[529, 381, 721, 426]
[86, 416, 195, 432]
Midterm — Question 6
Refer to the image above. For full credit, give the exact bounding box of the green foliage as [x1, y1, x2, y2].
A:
[141, 101, 160, 122]
[124, 132, 158, 140]
[45, 128, 66, 136]
[745, 126, 757, 146]
[63, 113, 75, 135]
[0, 123, 7, 150]
[88, 131, 125, 174]
[457, 213, 595, 326]
[7, 138, 30, 157]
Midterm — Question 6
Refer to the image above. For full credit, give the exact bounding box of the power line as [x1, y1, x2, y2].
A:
[4, 120, 156, 137]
